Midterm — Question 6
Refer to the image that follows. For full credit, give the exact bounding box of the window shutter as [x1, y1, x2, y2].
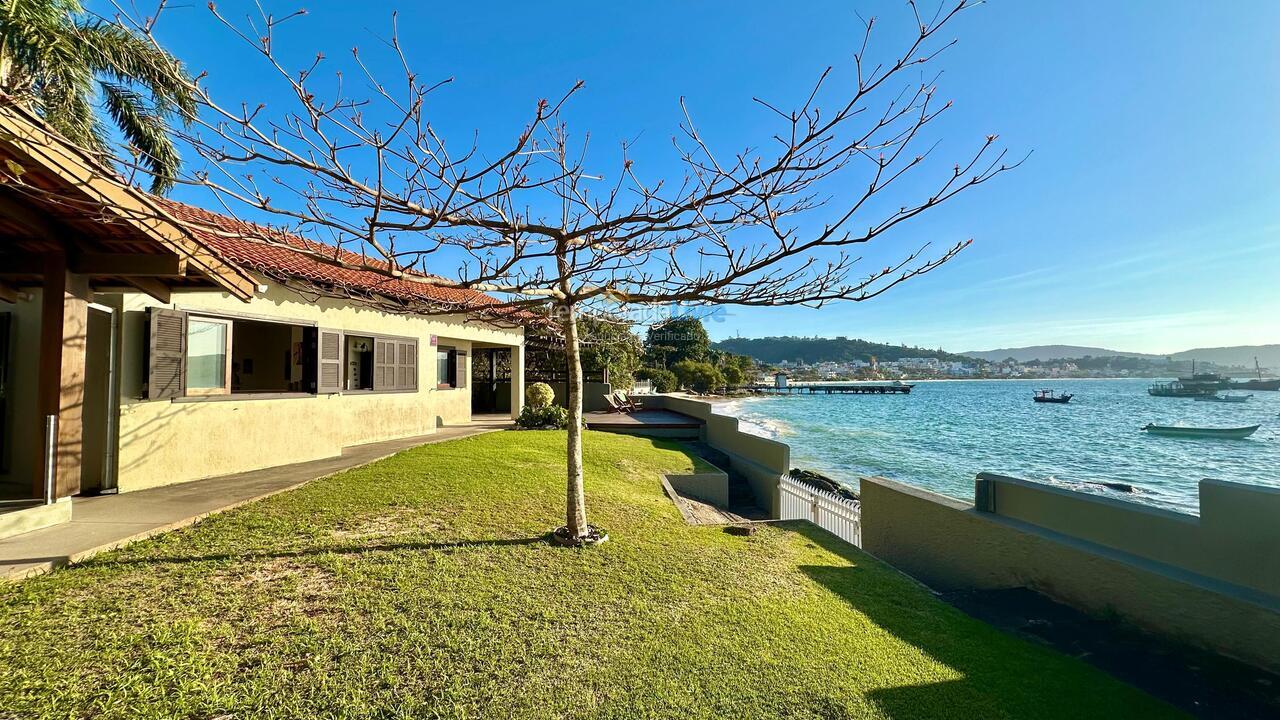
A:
[317, 329, 343, 394]
[396, 339, 418, 390]
[146, 308, 186, 400]
[455, 350, 468, 389]
[374, 338, 393, 390]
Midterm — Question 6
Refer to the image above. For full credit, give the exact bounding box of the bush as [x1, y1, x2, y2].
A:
[636, 367, 678, 393]
[671, 360, 725, 393]
[526, 382, 555, 408]
[721, 364, 746, 389]
[515, 404, 571, 429]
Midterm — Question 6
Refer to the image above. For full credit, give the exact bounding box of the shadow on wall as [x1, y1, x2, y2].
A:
[782, 523, 1173, 720]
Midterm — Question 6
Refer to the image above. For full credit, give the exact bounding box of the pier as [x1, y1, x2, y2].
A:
[746, 383, 914, 395]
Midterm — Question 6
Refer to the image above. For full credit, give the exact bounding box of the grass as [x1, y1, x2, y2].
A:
[0, 430, 1179, 719]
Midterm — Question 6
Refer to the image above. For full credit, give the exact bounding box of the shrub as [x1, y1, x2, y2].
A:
[636, 367, 678, 393]
[526, 382, 555, 409]
[515, 404, 571, 429]
[671, 360, 725, 393]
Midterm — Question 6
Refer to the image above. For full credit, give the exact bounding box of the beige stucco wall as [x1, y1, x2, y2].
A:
[110, 283, 522, 492]
[860, 477, 1280, 673]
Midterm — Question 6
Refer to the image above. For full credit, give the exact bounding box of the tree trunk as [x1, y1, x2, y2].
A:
[561, 302, 588, 538]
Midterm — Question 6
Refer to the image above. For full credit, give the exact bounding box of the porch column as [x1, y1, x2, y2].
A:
[35, 252, 90, 499]
[509, 342, 525, 420]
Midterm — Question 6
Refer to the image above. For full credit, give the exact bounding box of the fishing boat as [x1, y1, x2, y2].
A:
[1232, 358, 1280, 391]
[1033, 389, 1072, 404]
[1193, 393, 1253, 403]
[1142, 423, 1260, 439]
[1148, 381, 1215, 398]
[1178, 360, 1232, 391]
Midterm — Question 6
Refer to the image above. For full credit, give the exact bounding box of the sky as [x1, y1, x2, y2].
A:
[140, 0, 1280, 354]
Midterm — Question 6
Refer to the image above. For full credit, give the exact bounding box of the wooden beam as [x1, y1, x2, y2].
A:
[35, 251, 89, 498]
[69, 252, 186, 277]
[124, 277, 171, 304]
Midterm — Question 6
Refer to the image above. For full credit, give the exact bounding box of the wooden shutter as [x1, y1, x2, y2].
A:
[395, 339, 418, 390]
[374, 338, 394, 390]
[146, 308, 186, 400]
[455, 350, 468, 389]
[317, 329, 343, 394]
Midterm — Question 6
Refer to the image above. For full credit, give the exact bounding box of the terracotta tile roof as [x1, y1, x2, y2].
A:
[156, 198, 532, 321]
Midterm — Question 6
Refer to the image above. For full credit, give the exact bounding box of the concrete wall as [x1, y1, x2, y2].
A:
[976, 473, 1280, 598]
[544, 381, 613, 412]
[860, 476, 1280, 673]
[98, 282, 522, 492]
[642, 394, 790, 515]
[666, 472, 729, 507]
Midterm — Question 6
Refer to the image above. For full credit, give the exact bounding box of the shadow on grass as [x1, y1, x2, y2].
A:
[781, 521, 1173, 720]
[81, 536, 548, 569]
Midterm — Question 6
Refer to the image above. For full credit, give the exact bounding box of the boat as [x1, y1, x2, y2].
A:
[1033, 389, 1072, 404]
[1177, 360, 1232, 391]
[1147, 381, 1215, 398]
[1232, 358, 1280, 391]
[1142, 423, 1260, 439]
[1193, 393, 1253, 403]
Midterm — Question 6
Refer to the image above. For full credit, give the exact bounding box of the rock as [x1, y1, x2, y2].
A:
[724, 524, 757, 537]
[787, 468, 860, 503]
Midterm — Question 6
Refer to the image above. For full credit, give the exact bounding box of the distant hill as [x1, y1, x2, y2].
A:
[962, 343, 1280, 368]
[1169, 345, 1280, 369]
[713, 336, 971, 365]
[961, 345, 1156, 363]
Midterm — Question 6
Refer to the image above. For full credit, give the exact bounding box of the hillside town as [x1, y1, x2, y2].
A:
[765, 355, 1270, 382]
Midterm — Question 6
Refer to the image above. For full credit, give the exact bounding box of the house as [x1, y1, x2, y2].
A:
[0, 100, 527, 503]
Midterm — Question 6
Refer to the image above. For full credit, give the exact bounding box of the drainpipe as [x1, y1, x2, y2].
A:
[43, 414, 57, 505]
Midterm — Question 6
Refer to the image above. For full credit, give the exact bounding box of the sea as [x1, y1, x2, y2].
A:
[713, 378, 1280, 515]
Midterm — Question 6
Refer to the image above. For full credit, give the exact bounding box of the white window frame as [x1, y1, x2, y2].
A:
[185, 316, 233, 396]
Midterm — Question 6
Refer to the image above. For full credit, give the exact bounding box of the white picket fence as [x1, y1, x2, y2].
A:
[778, 475, 861, 546]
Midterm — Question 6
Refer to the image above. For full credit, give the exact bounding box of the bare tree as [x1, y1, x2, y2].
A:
[130, 0, 1017, 544]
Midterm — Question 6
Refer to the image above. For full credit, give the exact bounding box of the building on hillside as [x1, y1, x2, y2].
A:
[0, 100, 529, 502]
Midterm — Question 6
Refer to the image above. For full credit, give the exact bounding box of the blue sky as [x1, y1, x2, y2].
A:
[146, 1, 1280, 354]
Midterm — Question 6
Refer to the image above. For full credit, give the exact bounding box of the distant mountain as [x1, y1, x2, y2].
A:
[713, 336, 971, 365]
[960, 345, 1156, 363]
[1168, 345, 1280, 369]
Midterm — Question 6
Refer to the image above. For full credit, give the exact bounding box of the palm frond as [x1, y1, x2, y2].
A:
[99, 80, 180, 193]
[76, 20, 197, 120]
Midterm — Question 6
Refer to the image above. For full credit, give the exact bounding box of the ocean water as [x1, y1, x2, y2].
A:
[715, 378, 1280, 514]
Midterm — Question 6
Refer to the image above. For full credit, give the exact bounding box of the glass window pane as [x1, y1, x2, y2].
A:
[437, 349, 451, 387]
[187, 319, 228, 389]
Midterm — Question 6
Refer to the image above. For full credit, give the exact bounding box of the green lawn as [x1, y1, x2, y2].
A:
[0, 431, 1178, 719]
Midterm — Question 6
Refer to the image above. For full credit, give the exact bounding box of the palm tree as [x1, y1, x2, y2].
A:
[0, 0, 195, 192]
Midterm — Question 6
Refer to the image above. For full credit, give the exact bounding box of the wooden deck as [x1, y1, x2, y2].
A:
[585, 409, 703, 438]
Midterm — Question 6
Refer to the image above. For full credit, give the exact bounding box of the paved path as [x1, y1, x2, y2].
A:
[0, 420, 510, 581]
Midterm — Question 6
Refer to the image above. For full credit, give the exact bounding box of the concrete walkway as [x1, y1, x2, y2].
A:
[0, 419, 510, 581]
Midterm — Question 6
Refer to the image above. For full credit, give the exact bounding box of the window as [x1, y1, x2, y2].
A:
[147, 309, 418, 399]
[437, 346, 456, 388]
[185, 317, 231, 395]
[345, 335, 374, 390]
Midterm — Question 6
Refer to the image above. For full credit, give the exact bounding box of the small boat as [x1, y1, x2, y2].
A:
[1142, 423, 1260, 439]
[1148, 381, 1215, 398]
[1033, 389, 1072, 404]
[1193, 393, 1253, 403]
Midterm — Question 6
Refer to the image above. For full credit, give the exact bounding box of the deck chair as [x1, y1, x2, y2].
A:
[613, 391, 640, 412]
[603, 394, 629, 413]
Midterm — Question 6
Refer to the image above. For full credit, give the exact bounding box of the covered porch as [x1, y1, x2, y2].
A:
[0, 100, 256, 506]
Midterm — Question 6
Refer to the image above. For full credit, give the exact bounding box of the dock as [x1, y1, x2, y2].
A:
[746, 383, 914, 395]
